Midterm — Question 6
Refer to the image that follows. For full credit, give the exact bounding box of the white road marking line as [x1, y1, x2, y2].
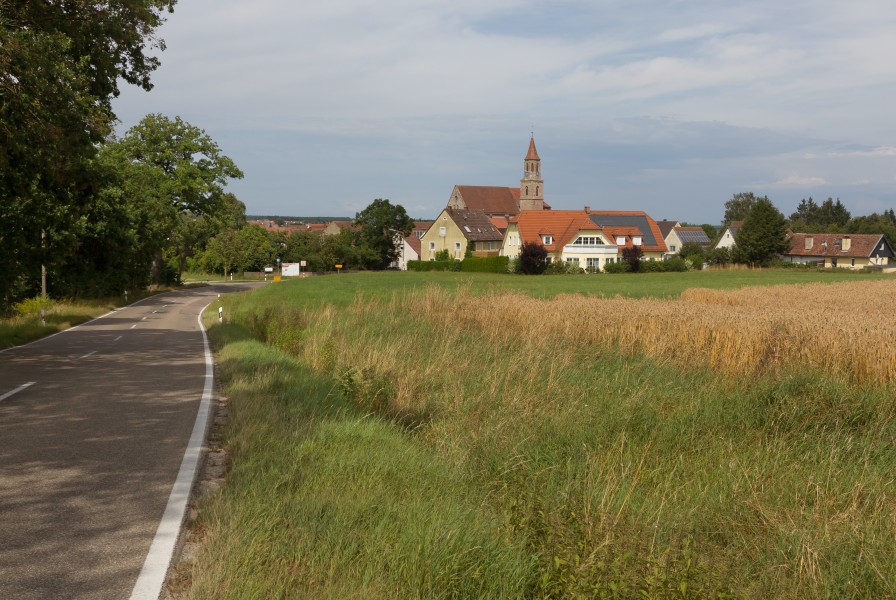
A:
[141, 317, 147, 321]
[130, 302, 215, 600]
[0, 382, 36, 403]
[114, 336, 123, 342]
[80, 351, 97, 359]
[130, 324, 137, 330]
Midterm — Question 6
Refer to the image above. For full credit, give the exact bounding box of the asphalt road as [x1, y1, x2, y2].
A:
[0, 283, 259, 599]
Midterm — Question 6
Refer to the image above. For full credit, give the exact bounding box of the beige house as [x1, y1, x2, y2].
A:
[656, 220, 712, 257]
[419, 208, 503, 261]
[782, 233, 894, 269]
[502, 210, 616, 271]
[585, 209, 668, 261]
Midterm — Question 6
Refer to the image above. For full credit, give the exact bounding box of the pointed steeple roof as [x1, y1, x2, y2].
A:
[525, 135, 540, 160]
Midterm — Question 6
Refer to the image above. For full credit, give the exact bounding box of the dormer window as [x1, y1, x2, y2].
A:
[805, 236, 813, 250]
[541, 234, 553, 245]
[616, 236, 625, 246]
[633, 236, 642, 246]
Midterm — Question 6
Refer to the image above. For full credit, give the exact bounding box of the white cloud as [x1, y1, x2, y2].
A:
[771, 174, 829, 187]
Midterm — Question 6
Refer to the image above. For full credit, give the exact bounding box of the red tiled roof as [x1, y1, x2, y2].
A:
[513, 210, 599, 252]
[306, 223, 327, 233]
[525, 136, 540, 160]
[456, 185, 520, 216]
[405, 234, 422, 256]
[785, 233, 889, 258]
[490, 216, 509, 231]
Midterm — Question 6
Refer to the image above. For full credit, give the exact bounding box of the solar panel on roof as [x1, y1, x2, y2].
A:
[678, 230, 710, 244]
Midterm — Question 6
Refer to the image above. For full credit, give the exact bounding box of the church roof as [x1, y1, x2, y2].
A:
[525, 136, 540, 160]
[455, 185, 521, 216]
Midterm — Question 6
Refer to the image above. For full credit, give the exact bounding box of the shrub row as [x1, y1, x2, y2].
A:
[407, 256, 510, 273]
[460, 256, 510, 273]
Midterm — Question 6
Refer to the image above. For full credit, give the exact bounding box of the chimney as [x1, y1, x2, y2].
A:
[584, 206, 591, 214]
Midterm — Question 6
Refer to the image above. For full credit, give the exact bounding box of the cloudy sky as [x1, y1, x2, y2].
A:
[112, 0, 896, 224]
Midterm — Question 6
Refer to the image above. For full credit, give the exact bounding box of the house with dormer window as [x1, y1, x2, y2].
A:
[782, 233, 894, 269]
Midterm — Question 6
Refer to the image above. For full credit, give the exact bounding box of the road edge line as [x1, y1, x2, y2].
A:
[129, 302, 215, 600]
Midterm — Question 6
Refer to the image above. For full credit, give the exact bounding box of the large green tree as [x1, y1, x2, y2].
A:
[722, 192, 764, 227]
[732, 197, 790, 266]
[0, 0, 175, 306]
[354, 198, 414, 269]
[99, 114, 243, 283]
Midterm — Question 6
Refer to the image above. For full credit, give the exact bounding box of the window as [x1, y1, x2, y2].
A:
[606, 257, 615, 264]
[573, 236, 605, 246]
[586, 257, 600, 271]
[439, 227, 446, 237]
[670, 245, 676, 252]
[566, 257, 579, 264]
[429, 241, 435, 251]
[542, 234, 553, 245]
[616, 236, 625, 245]
[633, 236, 642, 246]
[455, 242, 461, 252]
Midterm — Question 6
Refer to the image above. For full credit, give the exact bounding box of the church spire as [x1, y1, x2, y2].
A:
[519, 135, 544, 211]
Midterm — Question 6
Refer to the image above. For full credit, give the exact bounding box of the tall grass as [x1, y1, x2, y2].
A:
[186, 276, 896, 598]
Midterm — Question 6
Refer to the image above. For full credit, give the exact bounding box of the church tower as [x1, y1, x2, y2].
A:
[519, 135, 544, 211]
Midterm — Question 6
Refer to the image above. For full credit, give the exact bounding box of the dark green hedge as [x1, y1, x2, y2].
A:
[407, 260, 461, 271]
[407, 256, 509, 273]
[460, 256, 510, 273]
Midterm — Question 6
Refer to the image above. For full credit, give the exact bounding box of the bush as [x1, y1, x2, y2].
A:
[407, 260, 461, 272]
[602, 261, 631, 273]
[621, 246, 644, 272]
[434, 249, 450, 261]
[460, 256, 510, 273]
[545, 260, 584, 274]
[13, 296, 54, 318]
[518, 241, 547, 275]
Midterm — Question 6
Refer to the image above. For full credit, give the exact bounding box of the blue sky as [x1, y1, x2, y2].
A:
[112, 0, 896, 224]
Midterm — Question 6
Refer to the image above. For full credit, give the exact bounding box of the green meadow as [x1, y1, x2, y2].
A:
[180, 270, 896, 599]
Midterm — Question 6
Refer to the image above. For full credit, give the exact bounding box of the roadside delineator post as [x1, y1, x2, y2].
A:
[218, 306, 223, 323]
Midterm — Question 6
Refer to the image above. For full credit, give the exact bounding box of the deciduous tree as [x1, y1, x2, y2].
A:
[354, 199, 414, 269]
[732, 197, 789, 266]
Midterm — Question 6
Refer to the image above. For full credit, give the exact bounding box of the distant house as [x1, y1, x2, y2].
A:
[585, 209, 668, 260]
[782, 233, 894, 269]
[714, 221, 743, 250]
[501, 208, 669, 271]
[502, 210, 612, 270]
[656, 220, 712, 257]
[420, 208, 504, 261]
[392, 220, 434, 270]
[323, 220, 359, 236]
